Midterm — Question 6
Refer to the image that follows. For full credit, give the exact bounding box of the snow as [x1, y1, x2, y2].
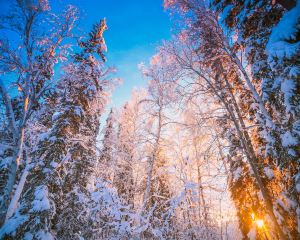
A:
[296, 183, 300, 193]
[89, 180, 136, 238]
[51, 111, 61, 121]
[73, 187, 88, 204]
[258, 191, 264, 202]
[284, 195, 297, 208]
[48, 136, 57, 142]
[280, 131, 298, 147]
[0, 211, 28, 238]
[5, 166, 30, 221]
[1, 1, 298, 238]
[0, 147, 4, 155]
[50, 161, 59, 168]
[297, 207, 300, 215]
[233, 167, 242, 181]
[289, 66, 300, 77]
[30, 185, 51, 212]
[87, 85, 97, 91]
[0, 156, 12, 168]
[276, 198, 289, 212]
[267, 0, 300, 59]
[288, 149, 296, 156]
[24, 232, 33, 240]
[74, 106, 83, 117]
[247, 227, 256, 240]
[38, 132, 50, 142]
[35, 230, 54, 240]
[264, 167, 274, 179]
[281, 79, 296, 112]
[274, 207, 284, 224]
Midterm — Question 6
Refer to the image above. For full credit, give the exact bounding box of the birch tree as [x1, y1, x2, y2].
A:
[136, 55, 181, 239]
[0, 0, 77, 226]
[163, 1, 291, 237]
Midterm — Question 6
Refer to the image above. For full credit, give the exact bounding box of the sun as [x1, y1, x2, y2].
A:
[255, 219, 264, 229]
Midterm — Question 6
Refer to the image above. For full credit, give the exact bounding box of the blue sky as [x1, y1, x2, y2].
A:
[0, 0, 172, 107]
[55, 0, 172, 107]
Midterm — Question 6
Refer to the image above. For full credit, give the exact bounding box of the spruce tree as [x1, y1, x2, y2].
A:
[98, 109, 117, 183]
[113, 103, 135, 206]
[0, 19, 110, 239]
[212, 1, 300, 238]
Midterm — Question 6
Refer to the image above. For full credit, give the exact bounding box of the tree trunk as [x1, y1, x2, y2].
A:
[190, 68, 286, 239]
[223, 75, 287, 240]
[5, 152, 30, 221]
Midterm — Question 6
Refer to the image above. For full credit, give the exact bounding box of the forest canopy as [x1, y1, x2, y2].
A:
[0, 0, 299, 239]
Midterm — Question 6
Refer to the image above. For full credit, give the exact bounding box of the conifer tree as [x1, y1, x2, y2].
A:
[0, 19, 111, 239]
[113, 103, 135, 206]
[211, 0, 300, 237]
[163, 0, 300, 238]
[98, 109, 117, 183]
[51, 18, 111, 240]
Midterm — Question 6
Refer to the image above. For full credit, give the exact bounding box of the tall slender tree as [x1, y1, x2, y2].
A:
[0, 0, 77, 226]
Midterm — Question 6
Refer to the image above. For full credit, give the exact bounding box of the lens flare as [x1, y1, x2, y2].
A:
[255, 219, 264, 228]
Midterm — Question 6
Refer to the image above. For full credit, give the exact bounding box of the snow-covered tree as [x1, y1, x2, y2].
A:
[113, 103, 136, 206]
[162, 0, 299, 238]
[97, 109, 118, 183]
[0, 0, 297, 239]
[135, 55, 181, 239]
[0, 17, 114, 239]
[211, 0, 300, 238]
[0, 0, 78, 229]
